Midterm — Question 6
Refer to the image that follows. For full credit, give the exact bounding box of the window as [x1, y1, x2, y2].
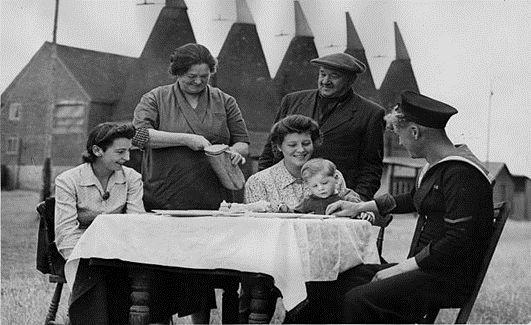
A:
[9, 103, 22, 121]
[6, 137, 19, 154]
[392, 177, 415, 195]
[53, 103, 85, 134]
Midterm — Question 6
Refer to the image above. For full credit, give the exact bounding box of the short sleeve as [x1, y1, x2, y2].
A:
[133, 90, 160, 130]
[224, 94, 250, 144]
[131, 127, 150, 149]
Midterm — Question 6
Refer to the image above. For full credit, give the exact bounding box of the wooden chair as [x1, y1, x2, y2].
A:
[36, 197, 67, 325]
[420, 201, 509, 324]
[374, 213, 394, 263]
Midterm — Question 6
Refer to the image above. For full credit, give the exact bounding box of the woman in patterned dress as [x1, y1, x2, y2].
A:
[240, 114, 362, 322]
[245, 114, 356, 211]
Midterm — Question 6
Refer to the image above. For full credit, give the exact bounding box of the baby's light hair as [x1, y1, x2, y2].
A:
[301, 158, 336, 181]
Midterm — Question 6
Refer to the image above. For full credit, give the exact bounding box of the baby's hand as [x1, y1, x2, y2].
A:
[278, 203, 291, 213]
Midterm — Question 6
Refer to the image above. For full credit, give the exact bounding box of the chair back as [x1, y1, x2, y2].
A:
[375, 213, 394, 263]
[452, 201, 508, 323]
[423, 201, 509, 324]
[36, 197, 66, 281]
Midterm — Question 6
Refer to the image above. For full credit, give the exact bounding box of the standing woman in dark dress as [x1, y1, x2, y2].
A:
[132, 43, 250, 323]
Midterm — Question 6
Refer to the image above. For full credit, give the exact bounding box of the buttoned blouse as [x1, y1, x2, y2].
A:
[244, 160, 348, 210]
[54, 163, 144, 259]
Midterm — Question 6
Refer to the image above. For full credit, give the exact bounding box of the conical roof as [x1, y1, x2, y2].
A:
[394, 21, 410, 60]
[214, 0, 277, 132]
[294, 1, 313, 37]
[113, 1, 195, 121]
[235, 0, 255, 24]
[165, 0, 186, 8]
[379, 22, 418, 109]
[344, 12, 380, 104]
[379, 22, 419, 157]
[274, 1, 318, 99]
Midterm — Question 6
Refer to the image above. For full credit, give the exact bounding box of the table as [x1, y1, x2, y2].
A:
[65, 213, 379, 324]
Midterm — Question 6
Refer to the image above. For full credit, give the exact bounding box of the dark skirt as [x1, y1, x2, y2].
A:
[69, 259, 216, 325]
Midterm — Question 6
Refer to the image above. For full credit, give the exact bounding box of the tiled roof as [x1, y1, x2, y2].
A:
[379, 22, 419, 110]
[344, 12, 380, 104]
[54, 42, 137, 103]
[215, 21, 277, 132]
[274, 36, 319, 99]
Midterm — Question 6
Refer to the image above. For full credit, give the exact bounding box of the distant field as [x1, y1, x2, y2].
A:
[2, 190, 530, 324]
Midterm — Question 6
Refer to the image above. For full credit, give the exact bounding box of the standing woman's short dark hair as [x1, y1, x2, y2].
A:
[168, 43, 218, 76]
[83, 122, 136, 163]
[269, 115, 323, 158]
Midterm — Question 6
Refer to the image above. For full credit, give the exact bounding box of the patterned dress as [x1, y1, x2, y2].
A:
[244, 160, 348, 210]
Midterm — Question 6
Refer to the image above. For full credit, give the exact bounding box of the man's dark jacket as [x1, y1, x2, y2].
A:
[258, 89, 385, 201]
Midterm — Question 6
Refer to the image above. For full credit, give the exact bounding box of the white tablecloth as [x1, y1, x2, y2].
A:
[65, 213, 379, 310]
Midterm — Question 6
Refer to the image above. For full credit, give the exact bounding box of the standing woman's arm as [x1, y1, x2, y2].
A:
[132, 90, 211, 151]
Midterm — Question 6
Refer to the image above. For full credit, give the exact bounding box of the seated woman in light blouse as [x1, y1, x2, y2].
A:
[54, 122, 148, 325]
[55, 122, 144, 260]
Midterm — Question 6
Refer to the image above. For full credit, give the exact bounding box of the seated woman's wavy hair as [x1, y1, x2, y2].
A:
[82, 122, 136, 163]
[269, 115, 323, 159]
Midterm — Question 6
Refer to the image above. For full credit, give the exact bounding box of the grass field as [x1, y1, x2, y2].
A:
[2, 190, 530, 324]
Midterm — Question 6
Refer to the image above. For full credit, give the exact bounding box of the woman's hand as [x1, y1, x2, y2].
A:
[185, 134, 211, 151]
[227, 150, 246, 165]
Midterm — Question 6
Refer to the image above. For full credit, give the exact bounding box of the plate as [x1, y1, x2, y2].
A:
[152, 210, 228, 217]
[151, 210, 336, 219]
[246, 212, 336, 219]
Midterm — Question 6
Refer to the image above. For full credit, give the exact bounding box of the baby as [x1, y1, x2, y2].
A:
[294, 158, 343, 215]
[295, 158, 375, 222]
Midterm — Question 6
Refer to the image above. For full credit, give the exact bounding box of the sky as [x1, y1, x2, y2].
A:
[1, 0, 530, 178]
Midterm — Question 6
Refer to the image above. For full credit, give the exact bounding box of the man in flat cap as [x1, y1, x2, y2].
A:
[290, 91, 495, 323]
[258, 52, 385, 201]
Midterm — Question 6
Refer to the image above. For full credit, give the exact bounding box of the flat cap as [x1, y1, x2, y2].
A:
[310, 53, 366, 74]
[400, 90, 458, 129]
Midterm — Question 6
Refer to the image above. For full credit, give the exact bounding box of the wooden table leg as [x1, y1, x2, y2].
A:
[248, 275, 274, 324]
[220, 276, 240, 324]
[128, 269, 153, 325]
